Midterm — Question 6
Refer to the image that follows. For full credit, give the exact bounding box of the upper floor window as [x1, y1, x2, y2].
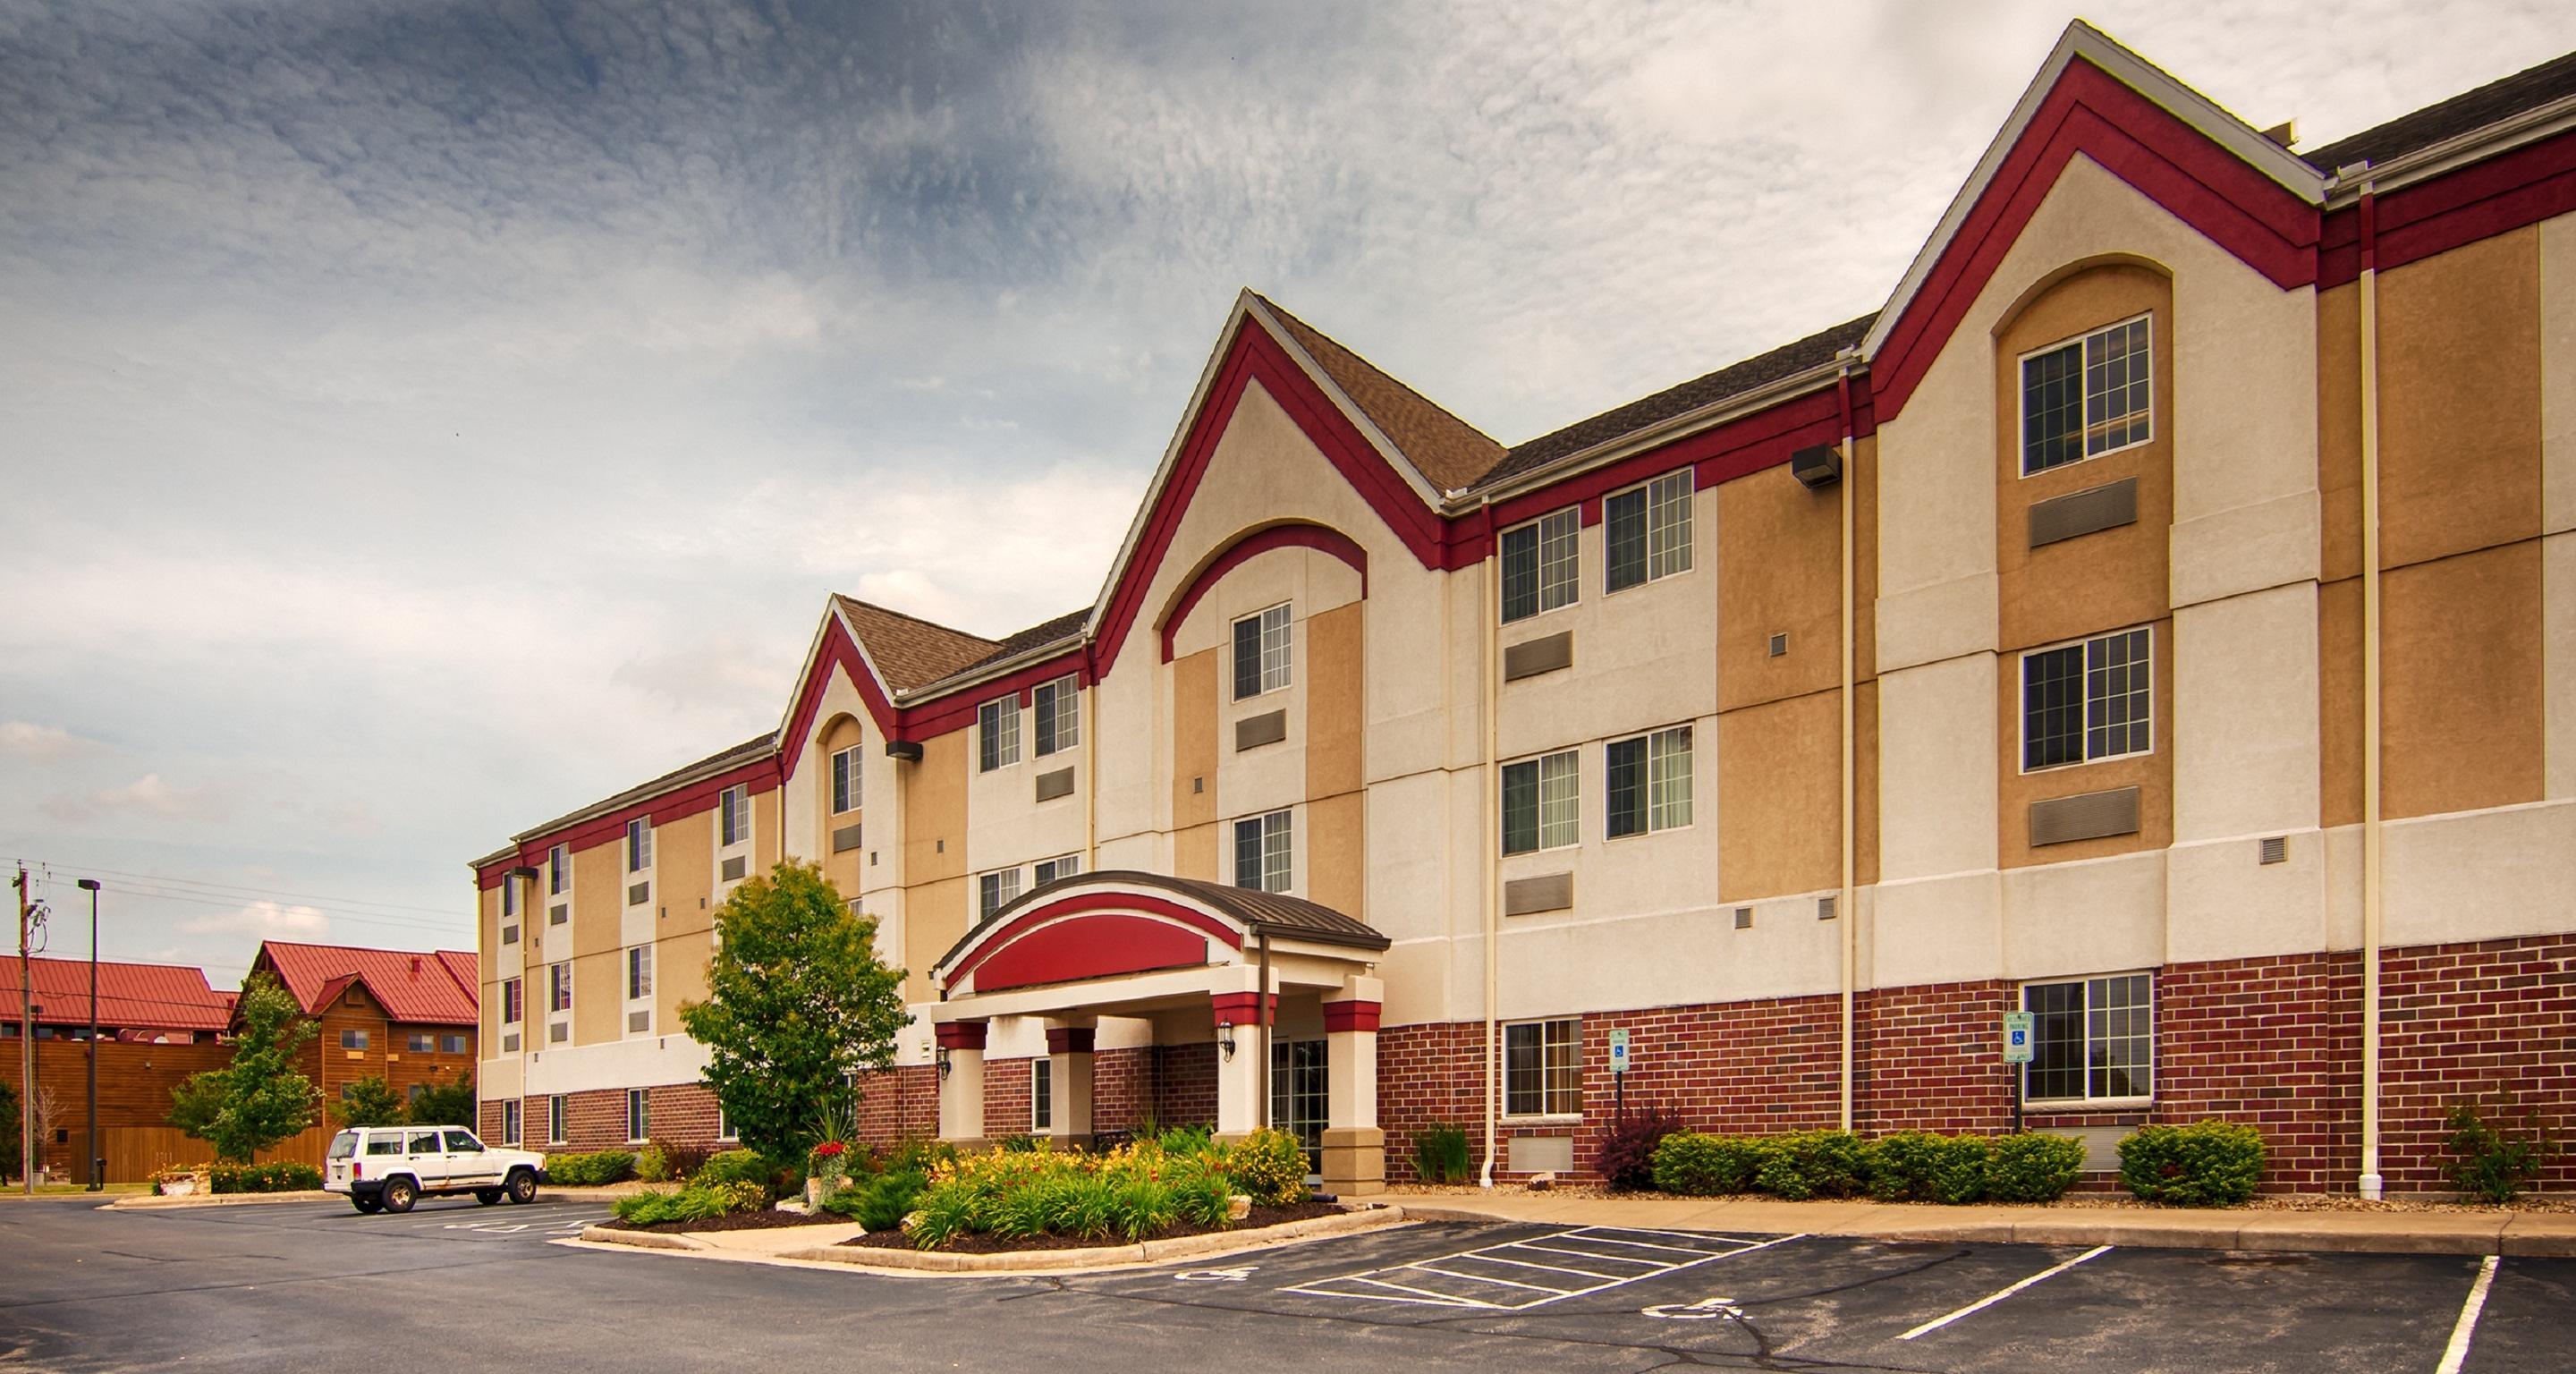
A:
[831, 743, 864, 814]
[979, 867, 1023, 920]
[2024, 973, 2152, 1103]
[547, 844, 569, 895]
[341, 1029, 369, 1051]
[1606, 725, 1693, 838]
[979, 696, 1021, 772]
[1501, 751, 1580, 855]
[405, 1031, 435, 1054]
[625, 817, 653, 873]
[2021, 627, 2151, 771]
[1606, 471, 1693, 593]
[2021, 315, 2151, 476]
[1232, 606, 1292, 700]
[440, 1033, 466, 1055]
[1500, 508, 1580, 623]
[1034, 853, 1082, 887]
[501, 978, 522, 1025]
[1233, 810, 1292, 894]
[719, 785, 750, 847]
[626, 944, 654, 1000]
[500, 876, 518, 918]
[547, 962, 572, 1014]
[1034, 675, 1080, 756]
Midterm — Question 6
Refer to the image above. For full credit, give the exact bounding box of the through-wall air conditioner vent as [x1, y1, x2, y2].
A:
[1733, 907, 1753, 930]
[720, 855, 748, 882]
[547, 1022, 568, 1043]
[549, 904, 568, 925]
[1767, 633, 1788, 657]
[2258, 835, 2288, 865]
[501, 1033, 519, 1053]
[501, 925, 519, 945]
[627, 881, 650, 906]
[628, 1011, 650, 1033]
[1818, 895, 1838, 921]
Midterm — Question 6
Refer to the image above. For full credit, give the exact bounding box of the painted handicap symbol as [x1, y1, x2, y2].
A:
[1175, 1267, 1258, 1283]
[1642, 1295, 1744, 1321]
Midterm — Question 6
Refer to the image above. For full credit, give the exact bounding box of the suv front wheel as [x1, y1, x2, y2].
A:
[504, 1168, 538, 1205]
[381, 1177, 418, 1214]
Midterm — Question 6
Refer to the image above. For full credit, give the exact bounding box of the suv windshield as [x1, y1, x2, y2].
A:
[327, 1132, 358, 1159]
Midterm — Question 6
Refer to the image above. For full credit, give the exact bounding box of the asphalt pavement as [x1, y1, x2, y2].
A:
[3, 1193, 2568, 1372]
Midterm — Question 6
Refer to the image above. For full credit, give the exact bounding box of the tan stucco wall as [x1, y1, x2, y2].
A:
[2377, 227, 2544, 571]
[2381, 540, 2546, 819]
[1718, 691, 1840, 901]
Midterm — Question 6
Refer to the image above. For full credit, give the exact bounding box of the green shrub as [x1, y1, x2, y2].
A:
[993, 1133, 1041, 1153]
[1985, 1132, 2086, 1202]
[545, 1150, 638, 1186]
[1136, 1122, 1216, 1156]
[653, 1138, 713, 1182]
[909, 1182, 979, 1249]
[1752, 1131, 1867, 1200]
[878, 1136, 956, 1176]
[1651, 1132, 1762, 1196]
[208, 1160, 324, 1193]
[1111, 1177, 1178, 1241]
[849, 1169, 928, 1231]
[635, 1141, 672, 1183]
[612, 1179, 768, 1226]
[694, 1149, 772, 1192]
[1862, 1132, 1993, 1204]
[1228, 1128, 1309, 1206]
[2118, 1122, 2264, 1206]
[2444, 1099, 2556, 1203]
[1411, 1123, 1472, 1184]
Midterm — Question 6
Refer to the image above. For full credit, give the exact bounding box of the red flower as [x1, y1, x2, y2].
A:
[814, 1141, 847, 1158]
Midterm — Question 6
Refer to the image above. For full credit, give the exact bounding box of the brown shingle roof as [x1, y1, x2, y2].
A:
[1257, 295, 1509, 494]
[2301, 48, 2576, 173]
[511, 734, 773, 844]
[835, 597, 1004, 693]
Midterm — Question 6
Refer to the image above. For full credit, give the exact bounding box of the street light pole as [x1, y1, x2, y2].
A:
[77, 879, 100, 1192]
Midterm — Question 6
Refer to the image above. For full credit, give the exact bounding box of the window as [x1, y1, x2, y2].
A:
[548, 1094, 567, 1145]
[341, 1029, 369, 1051]
[1232, 605, 1292, 700]
[626, 944, 654, 1000]
[1034, 853, 1082, 887]
[1606, 726, 1694, 838]
[979, 696, 1021, 772]
[404, 1031, 433, 1054]
[1501, 751, 1580, 854]
[2021, 315, 2151, 476]
[1606, 471, 1694, 593]
[440, 1033, 466, 1055]
[1233, 810, 1292, 894]
[716, 1107, 735, 1141]
[719, 785, 750, 847]
[364, 1135, 402, 1157]
[1499, 507, 1580, 622]
[547, 844, 569, 895]
[408, 1129, 440, 1156]
[2021, 627, 2152, 770]
[2023, 973, 2153, 1103]
[1033, 675, 1080, 757]
[500, 878, 518, 918]
[1032, 1057, 1053, 1131]
[444, 1129, 481, 1153]
[407, 1083, 426, 1104]
[1504, 1019, 1580, 1117]
[626, 817, 654, 872]
[979, 868, 1023, 920]
[502, 978, 522, 1025]
[502, 1098, 521, 1146]
[831, 743, 864, 813]
[626, 1088, 649, 1142]
[547, 962, 572, 1014]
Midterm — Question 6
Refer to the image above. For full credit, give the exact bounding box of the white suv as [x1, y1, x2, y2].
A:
[325, 1125, 548, 1214]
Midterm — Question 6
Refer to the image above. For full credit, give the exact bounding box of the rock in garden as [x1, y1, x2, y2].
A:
[1528, 1171, 1556, 1192]
[1226, 1194, 1252, 1222]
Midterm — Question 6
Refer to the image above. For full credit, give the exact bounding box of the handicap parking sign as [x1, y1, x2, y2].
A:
[2002, 1011, 2034, 1064]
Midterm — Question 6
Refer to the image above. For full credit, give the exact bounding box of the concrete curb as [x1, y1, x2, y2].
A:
[107, 1190, 337, 1210]
[580, 1225, 713, 1251]
[779, 1205, 1411, 1274]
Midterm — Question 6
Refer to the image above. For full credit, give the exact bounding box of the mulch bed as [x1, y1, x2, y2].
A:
[601, 1209, 850, 1234]
[839, 1200, 1346, 1253]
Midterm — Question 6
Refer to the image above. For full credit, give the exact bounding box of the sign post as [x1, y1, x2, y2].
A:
[1608, 1028, 1631, 1122]
[2001, 1011, 2033, 1134]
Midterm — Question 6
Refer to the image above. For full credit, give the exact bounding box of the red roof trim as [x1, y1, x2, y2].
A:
[475, 751, 778, 886]
[944, 893, 1244, 987]
[2318, 126, 2576, 286]
[1158, 522, 1370, 663]
[775, 616, 900, 786]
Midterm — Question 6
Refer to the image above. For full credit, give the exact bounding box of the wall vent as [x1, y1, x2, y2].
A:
[628, 1011, 651, 1034]
[1733, 907, 1753, 929]
[547, 1022, 568, 1044]
[1818, 895, 1838, 920]
[2029, 786, 2142, 846]
[627, 881, 650, 906]
[1034, 767, 1076, 802]
[1504, 631, 1575, 682]
[1503, 872, 1574, 917]
[549, 904, 568, 925]
[1191, 776, 1204, 794]
[501, 1032, 519, 1053]
[720, 855, 749, 882]
[2028, 476, 2140, 547]
[1767, 632, 1788, 657]
[2258, 835, 2288, 865]
[501, 924, 519, 946]
[831, 822, 865, 852]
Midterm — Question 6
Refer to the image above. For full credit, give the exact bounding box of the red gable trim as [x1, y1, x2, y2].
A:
[2318, 127, 2576, 287]
[776, 616, 900, 786]
[1871, 57, 2320, 423]
[943, 893, 1243, 986]
[1094, 320, 1447, 678]
[1158, 523, 1370, 663]
[476, 754, 780, 887]
[898, 648, 1090, 743]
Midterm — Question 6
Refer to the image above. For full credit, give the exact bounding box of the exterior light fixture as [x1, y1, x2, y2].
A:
[936, 1046, 953, 1080]
[886, 740, 925, 763]
[1216, 1016, 1236, 1061]
[1791, 443, 1843, 489]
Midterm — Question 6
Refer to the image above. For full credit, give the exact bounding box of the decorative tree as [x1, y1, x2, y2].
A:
[195, 971, 321, 1162]
[27, 1087, 59, 1179]
[166, 1072, 223, 1141]
[406, 1071, 477, 1128]
[0, 1079, 19, 1183]
[679, 861, 906, 1166]
[332, 1075, 406, 1128]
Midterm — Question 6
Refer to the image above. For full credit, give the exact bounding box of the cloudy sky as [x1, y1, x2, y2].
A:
[3, 0, 2569, 987]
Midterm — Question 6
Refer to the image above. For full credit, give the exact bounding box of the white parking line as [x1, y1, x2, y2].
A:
[1284, 1228, 1808, 1311]
[2433, 1255, 2500, 1374]
[1896, 1244, 2113, 1341]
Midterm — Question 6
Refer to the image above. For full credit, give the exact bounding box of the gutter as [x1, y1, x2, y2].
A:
[2318, 94, 2576, 203]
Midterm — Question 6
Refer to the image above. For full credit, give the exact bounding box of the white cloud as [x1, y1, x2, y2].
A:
[0, 722, 94, 764]
[44, 774, 219, 825]
[177, 900, 329, 938]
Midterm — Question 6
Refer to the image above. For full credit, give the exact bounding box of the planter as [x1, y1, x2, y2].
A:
[158, 1175, 200, 1197]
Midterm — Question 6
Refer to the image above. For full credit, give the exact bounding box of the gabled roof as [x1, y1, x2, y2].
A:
[1256, 294, 1509, 493]
[933, 869, 1391, 980]
[832, 597, 1006, 693]
[2302, 48, 2576, 174]
[511, 734, 774, 845]
[0, 956, 233, 1033]
[253, 940, 479, 1026]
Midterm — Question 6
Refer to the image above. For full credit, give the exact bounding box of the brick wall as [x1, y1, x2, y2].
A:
[984, 1056, 1032, 1138]
[1093, 1047, 1147, 1133]
[1156, 1041, 1218, 1128]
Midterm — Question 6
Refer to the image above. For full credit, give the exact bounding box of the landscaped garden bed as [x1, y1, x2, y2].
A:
[838, 1200, 1342, 1254]
[601, 1208, 848, 1234]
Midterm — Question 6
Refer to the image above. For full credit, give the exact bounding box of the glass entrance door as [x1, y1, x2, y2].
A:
[1269, 1037, 1327, 1175]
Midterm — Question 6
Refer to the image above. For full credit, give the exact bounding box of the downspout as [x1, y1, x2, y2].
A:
[1083, 651, 1099, 872]
[2356, 171, 2386, 1201]
[1835, 356, 1859, 1134]
[1479, 500, 1503, 1190]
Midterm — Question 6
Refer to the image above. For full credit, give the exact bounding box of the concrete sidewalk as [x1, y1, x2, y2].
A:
[1399, 1191, 2576, 1257]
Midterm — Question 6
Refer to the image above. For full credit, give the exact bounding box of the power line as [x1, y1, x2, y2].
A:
[8, 865, 470, 937]
[7, 859, 466, 920]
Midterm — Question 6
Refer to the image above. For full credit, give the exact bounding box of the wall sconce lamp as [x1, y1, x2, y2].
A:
[1216, 1016, 1237, 1061]
[936, 1047, 953, 1081]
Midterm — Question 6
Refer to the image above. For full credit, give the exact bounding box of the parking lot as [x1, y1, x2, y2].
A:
[3, 1196, 2568, 1372]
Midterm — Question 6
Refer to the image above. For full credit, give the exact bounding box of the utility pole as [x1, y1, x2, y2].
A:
[16, 863, 34, 1196]
[79, 879, 100, 1191]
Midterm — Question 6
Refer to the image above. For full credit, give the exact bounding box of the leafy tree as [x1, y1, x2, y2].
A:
[333, 1075, 405, 1128]
[0, 1079, 18, 1184]
[190, 972, 322, 1162]
[166, 1072, 224, 1140]
[407, 1071, 476, 1127]
[680, 861, 906, 1166]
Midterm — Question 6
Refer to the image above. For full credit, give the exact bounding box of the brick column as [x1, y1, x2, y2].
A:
[1045, 1021, 1096, 1148]
[936, 1021, 987, 1149]
[1321, 974, 1385, 1197]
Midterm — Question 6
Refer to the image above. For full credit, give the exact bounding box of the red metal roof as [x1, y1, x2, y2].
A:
[252, 941, 479, 1026]
[0, 956, 234, 1033]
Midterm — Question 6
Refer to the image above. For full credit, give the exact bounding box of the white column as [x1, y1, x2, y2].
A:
[1046, 1018, 1095, 1143]
[936, 1021, 987, 1145]
[1211, 990, 1265, 1138]
[1322, 974, 1385, 1197]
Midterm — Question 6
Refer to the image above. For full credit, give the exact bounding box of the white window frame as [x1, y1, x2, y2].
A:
[626, 1088, 649, 1143]
[979, 867, 1023, 920]
[1498, 506, 1581, 623]
[979, 696, 1021, 772]
[547, 961, 572, 1015]
[1033, 674, 1080, 757]
[1605, 725, 1694, 839]
[1232, 810, 1292, 895]
[1031, 1056, 1053, 1132]
[500, 876, 518, 918]
[404, 1031, 434, 1054]
[341, 1029, 369, 1051]
[2018, 625, 2155, 774]
[626, 817, 654, 873]
[718, 785, 750, 848]
[547, 1094, 567, 1146]
[716, 1106, 736, 1142]
[1502, 1017, 1581, 1120]
[1500, 749, 1580, 855]
[1603, 470, 1694, 594]
[2020, 971, 2156, 1108]
[1232, 604, 1292, 700]
[501, 978, 522, 1026]
[626, 943, 654, 1001]
[2017, 313, 2153, 479]
[831, 742, 865, 814]
[1034, 853, 1082, 887]
[440, 1033, 466, 1055]
[547, 844, 570, 896]
[501, 1098, 521, 1146]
